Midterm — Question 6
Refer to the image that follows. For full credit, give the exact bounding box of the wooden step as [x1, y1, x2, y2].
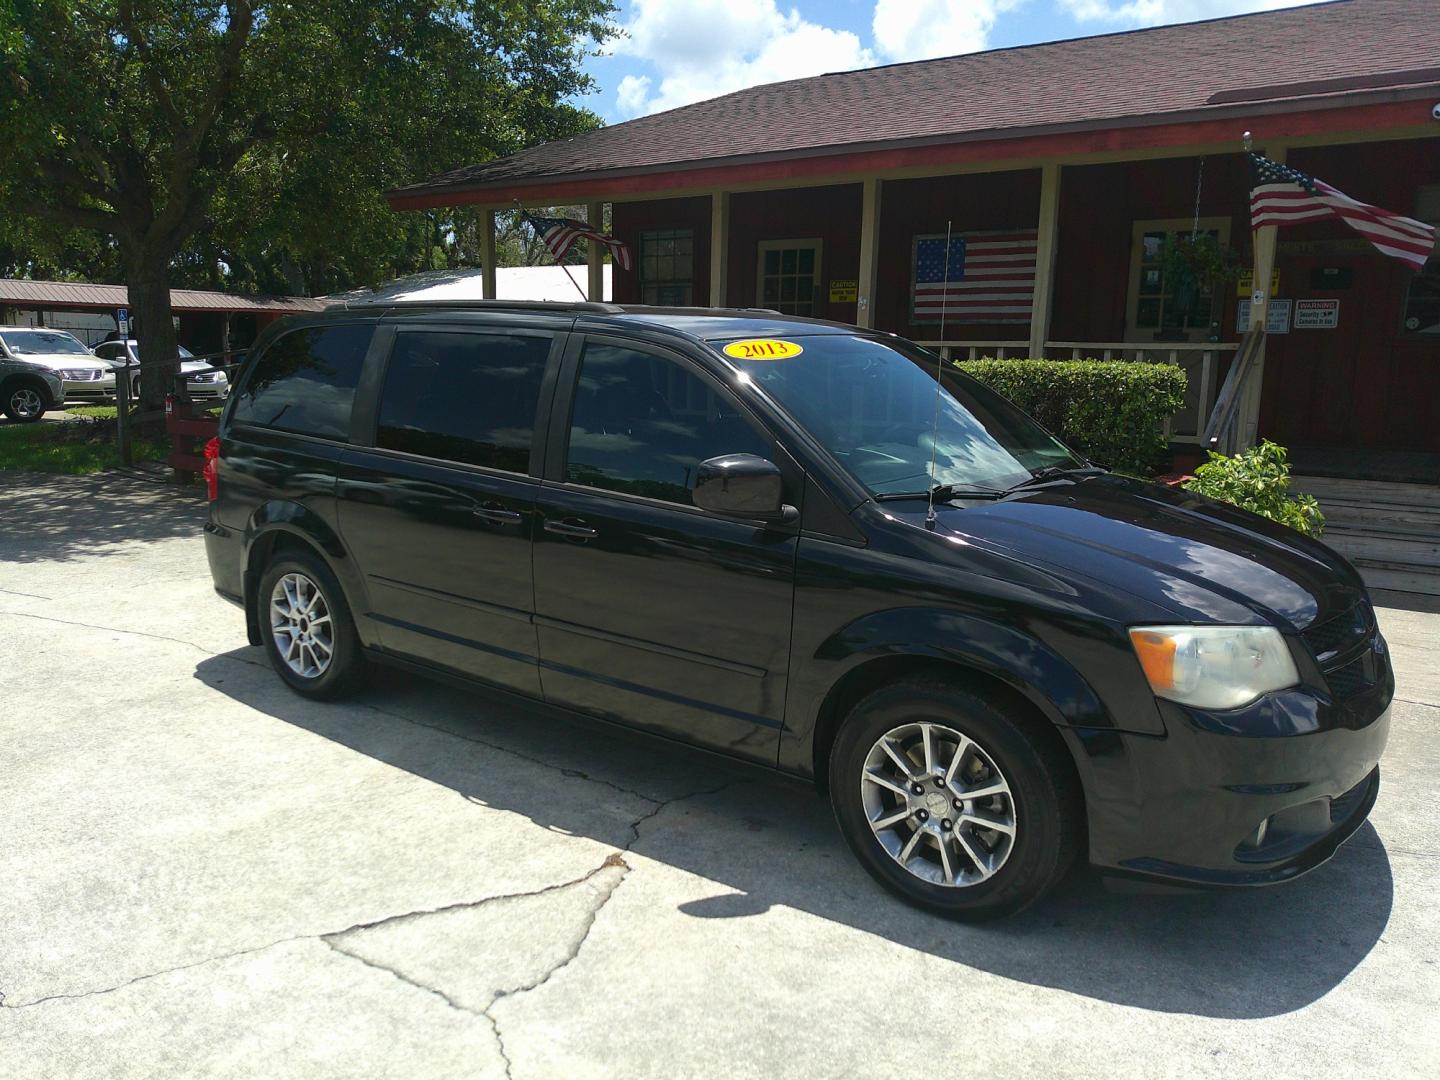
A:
[1324, 518, 1440, 541]
[1292, 476, 1440, 509]
[1348, 559, 1440, 597]
[1321, 532, 1440, 565]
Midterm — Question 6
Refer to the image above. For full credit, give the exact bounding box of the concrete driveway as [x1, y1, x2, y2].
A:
[1, 470, 1437, 1079]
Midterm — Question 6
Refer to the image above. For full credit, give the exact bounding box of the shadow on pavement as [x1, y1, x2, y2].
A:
[0, 470, 203, 564]
[195, 652, 1393, 1021]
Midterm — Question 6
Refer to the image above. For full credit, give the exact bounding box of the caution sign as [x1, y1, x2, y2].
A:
[828, 279, 858, 303]
[722, 339, 804, 360]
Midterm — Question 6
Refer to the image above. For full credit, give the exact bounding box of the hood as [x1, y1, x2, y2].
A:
[20, 354, 112, 373]
[883, 475, 1361, 631]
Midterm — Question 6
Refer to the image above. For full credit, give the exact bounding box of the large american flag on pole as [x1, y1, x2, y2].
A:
[526, 213, 633, 271]
[911, 230, 1037, 323]
[1249, 153, 1435, 271]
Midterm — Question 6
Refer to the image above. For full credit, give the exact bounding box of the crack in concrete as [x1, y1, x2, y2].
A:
[0, 607, 261, 664]
[0, 781, 738, 1016]
[0, 586, 52, 600]
[321, 938, 487, 1017]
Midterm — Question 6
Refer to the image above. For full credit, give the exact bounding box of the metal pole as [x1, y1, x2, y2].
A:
[115, 365, 131, 465]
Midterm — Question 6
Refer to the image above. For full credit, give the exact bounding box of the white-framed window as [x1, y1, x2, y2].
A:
[1125, 217, 1232, 341]
[640, 229, 694, 306]
[1401, 185, 1440, 336]
[757, 239, 823, 316]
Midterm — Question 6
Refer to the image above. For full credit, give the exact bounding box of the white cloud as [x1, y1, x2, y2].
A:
[871, 0, 1009, 63]
[1059, 0, 1314, 25]
[613, 0, 875, 117]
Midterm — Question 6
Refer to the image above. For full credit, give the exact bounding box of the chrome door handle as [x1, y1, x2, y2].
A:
[473, 503, 523, 524]
[543, 518, 598, 539]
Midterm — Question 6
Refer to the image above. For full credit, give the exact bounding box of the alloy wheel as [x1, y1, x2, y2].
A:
[269, 572, 334, 679]
[10, 388, 43, 419]
[860, 721, 1017, 887]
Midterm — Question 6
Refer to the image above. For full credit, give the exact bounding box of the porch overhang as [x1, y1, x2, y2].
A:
[387, 93, 1439, 212]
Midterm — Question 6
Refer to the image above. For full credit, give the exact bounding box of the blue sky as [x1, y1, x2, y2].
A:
[576, 0, 1320, 123]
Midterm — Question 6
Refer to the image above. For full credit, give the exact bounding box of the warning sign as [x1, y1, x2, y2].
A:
[1293, 299, 1340, 329]
[828, 279, 858, 303]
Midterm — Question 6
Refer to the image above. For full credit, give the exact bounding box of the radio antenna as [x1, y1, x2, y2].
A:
[925, 220, 954, 530]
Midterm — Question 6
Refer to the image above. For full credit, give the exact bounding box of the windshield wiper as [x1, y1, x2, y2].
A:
[874, 483, 1004, 502]
[1001, 464, 1109, 494]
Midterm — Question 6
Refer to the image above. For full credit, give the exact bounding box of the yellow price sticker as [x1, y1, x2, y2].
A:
[722, 338, 804, 361]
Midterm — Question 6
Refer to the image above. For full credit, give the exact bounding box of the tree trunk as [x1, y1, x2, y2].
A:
[126, 249, 180, 412]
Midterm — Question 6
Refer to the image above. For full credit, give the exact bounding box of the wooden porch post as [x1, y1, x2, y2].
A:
[1028, 163, 1062, 357]
[220, 312, 232, 367]
[586, 201, 605, 301]
[709, 191, 730, 307]
[856, 178, 883, 328]
[1238, 144, 1285, 449]
[481, 209, 497, 300]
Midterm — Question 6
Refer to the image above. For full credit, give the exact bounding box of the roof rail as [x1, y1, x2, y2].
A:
[339, 297, 625, 314]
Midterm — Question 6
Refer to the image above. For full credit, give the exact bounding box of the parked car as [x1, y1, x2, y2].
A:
[0, 344, 66, 422]
[203, 302, 1392, 920]
[92, 339, 230, 400]
[0, 327, 115, 404]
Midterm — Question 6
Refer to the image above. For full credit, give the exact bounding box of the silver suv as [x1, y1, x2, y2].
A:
[0, 336, 67, 422]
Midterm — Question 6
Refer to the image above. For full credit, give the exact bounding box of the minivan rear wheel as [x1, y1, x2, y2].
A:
[257, 551, 366, 700]
[829, 675, 1082, 920]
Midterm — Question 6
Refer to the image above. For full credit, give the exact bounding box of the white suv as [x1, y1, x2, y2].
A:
[0, 328, 115, 404]
[93, 339, 230, 401]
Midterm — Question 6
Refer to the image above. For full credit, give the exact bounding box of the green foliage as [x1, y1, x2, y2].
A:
[0, 1, 618, 296]
[1183, 440, 1325, 537]
[957, 358, 1187, 476]
[0, 418, 168, 475]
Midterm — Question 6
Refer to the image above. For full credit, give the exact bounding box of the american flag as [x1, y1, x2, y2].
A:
[526, 213, 632, 271]
[1249, 153, 1435, 272]
[912, 230, 1037, 323]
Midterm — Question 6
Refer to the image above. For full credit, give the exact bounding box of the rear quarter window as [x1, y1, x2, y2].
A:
[231, 323, 372, 440]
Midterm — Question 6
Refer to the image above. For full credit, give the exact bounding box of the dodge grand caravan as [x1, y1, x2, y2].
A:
[204, 301, 1391, 920]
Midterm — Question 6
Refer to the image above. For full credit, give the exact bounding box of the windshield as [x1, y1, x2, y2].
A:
[722, 334, 1083, 496]
[1, 330, 92, 356]
[120, 343, 195, 360]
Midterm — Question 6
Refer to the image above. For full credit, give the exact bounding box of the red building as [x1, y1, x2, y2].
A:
[390, 0, 1439, 584]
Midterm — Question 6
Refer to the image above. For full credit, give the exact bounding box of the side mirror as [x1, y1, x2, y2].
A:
[693, 453, 797, 524]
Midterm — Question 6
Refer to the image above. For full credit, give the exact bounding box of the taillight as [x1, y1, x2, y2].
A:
[203, 436, 221, 502]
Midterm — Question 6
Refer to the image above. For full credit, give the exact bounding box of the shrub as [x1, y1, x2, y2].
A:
[1183, 440, 1324, 536]
[957, 358, 1187, 476]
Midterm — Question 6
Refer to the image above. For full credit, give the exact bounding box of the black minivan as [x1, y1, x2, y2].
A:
[204, 300, 1392, 919]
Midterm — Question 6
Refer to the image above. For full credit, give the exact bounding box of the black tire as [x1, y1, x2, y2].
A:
[3, 379, 50, 423]
[256, 550, 367, 700]
[829, 674, 1083, 921]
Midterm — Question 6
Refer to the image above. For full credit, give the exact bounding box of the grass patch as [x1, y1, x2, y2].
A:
[0, 418, 169, 475]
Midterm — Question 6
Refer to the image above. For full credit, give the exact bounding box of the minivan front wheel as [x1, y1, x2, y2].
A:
[257, 552, 366, 700]
[829, 675, 1081, 920]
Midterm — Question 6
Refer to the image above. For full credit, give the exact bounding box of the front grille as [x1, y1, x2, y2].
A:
[60, 368, 104, 381]
[1303, 600, 1373, 663]
[1325, 652, 1376, 700]
[187, 372, 219, 383]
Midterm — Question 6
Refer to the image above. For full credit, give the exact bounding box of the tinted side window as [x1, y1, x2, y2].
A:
[376, 331, 551, 472]
[565, 343, 770, 506]
[232, 323, 372, 439]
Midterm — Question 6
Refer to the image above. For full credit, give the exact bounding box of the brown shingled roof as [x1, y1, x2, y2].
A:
[0, 278, 326, 314]
[393, 0, 1440, 203]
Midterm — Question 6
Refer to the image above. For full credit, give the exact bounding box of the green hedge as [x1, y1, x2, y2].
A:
[957, 358, 1188, 476]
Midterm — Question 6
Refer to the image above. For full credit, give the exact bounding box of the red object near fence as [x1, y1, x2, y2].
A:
[165, 395, 220, 479]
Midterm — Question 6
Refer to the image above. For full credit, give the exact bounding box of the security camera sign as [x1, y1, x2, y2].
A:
[1294, 299, 1340, 329]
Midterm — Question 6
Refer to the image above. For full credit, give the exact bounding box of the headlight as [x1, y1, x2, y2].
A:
[1128, 625, 1299, 710]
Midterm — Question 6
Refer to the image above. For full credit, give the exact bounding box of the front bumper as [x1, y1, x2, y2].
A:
[63, 378, 117, 402]
[1071, 633, 1393, 887]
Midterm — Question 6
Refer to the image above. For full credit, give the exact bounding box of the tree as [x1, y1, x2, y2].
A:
[0, 2, 614, 405]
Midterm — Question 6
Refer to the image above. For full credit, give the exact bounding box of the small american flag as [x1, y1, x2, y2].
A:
[1249, 153, 1435, 272]
[912, 230, 1036, 323]
[526, 213, 632, 271]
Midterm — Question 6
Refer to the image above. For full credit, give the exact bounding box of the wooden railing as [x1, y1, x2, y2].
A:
[917, 338, 1239, 445]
